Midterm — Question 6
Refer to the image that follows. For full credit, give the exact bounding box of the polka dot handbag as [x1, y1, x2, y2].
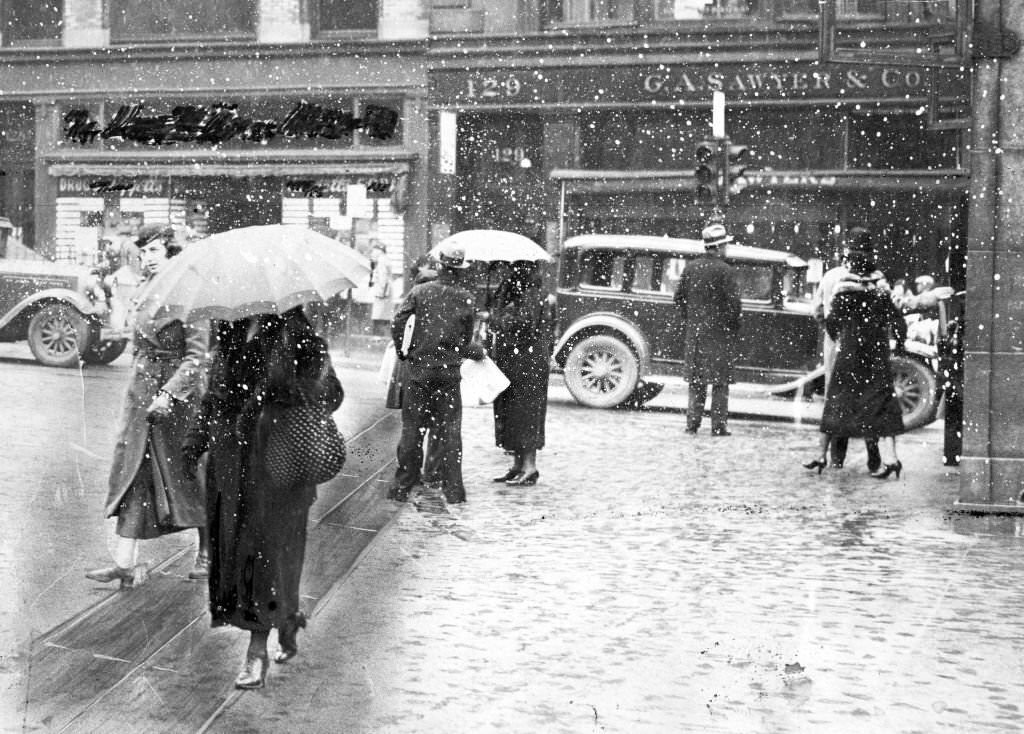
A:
[262, 393, 346, 488]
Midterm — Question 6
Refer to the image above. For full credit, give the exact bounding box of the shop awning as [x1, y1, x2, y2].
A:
[47, 155, 415, 179]
[550, 168, 970, 194]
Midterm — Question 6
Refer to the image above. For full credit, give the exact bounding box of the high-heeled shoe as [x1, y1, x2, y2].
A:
[801, 458, 827, 475]
[871, 461, 903, 480]
[85, 563, 148, 589]
[492, 468, 520, 483]
[506, 470, 539, 486]
[274, 612, 308, 664]
[234, 652, 269, 689]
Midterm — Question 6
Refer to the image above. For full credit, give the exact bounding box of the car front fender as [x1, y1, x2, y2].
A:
[0, 289, 97, 333]
[553, 312, 651, 374]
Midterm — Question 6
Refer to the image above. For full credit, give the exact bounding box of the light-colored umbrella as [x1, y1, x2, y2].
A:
[428, 229, 551, 263]
[134, 224, 371, 323]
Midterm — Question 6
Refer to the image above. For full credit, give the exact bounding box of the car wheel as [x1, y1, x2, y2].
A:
[891, 355, 938, 430]
[564, 334, 639, 408]
[27, 304, 90, 368]
[82, 339, 128, 365]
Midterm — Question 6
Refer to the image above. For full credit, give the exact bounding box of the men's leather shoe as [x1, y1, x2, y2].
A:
[387, 485, 411, 502]
[711, 428, 732, 437]
[685, 427, 699, 435]
[188, 552, 210, 580]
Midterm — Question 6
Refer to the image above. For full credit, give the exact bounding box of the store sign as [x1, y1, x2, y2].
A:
[433, 63, 968, 107]
[63, 101, 399, 146]
[283, 173, 407, 198]
[57, 177, 169, 197]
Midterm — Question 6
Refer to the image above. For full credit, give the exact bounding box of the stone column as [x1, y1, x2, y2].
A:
[959, 0, 1024, 510]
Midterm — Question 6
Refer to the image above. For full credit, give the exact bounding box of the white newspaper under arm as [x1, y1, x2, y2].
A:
[460, 356, 510, 407]
[401, 314, 416, 357]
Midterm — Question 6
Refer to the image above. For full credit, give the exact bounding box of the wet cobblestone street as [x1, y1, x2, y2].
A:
[215, 399, 1024, 734]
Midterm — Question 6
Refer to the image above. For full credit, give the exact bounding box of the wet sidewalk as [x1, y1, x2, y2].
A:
[204, 395, 1024, 734]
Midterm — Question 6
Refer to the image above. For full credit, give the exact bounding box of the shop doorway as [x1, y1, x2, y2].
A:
[183, 177, 282, 235]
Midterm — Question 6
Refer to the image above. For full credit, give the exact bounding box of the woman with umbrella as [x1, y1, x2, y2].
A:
[185, 308, 343, 689]
[86, 225, 211, 587]
[487, 260, 555, 485]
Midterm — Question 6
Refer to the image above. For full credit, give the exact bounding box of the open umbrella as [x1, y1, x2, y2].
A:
[134, 224, 371, 323]
[428, 229, 551, 264]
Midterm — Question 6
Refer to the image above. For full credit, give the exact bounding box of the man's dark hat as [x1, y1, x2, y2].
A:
[438, 243, 470, 269]
[135, 224, 175, 248]
[845, 227, 874, 256]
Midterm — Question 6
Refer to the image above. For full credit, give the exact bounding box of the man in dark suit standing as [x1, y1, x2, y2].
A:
[674, 223, 742, 436]
[389, 244, 485, 504]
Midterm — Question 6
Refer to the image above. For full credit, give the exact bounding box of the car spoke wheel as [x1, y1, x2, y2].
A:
[564, 334, 639, 408]
[27, 304, 90, 368]
[890, 356, 938, 430]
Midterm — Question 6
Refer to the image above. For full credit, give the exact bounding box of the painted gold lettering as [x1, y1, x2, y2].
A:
[812, 72, 832, 90]
[845, 70, 868, 89]
[881, 68, 902, 88]
[707, 73, 724, 91]
[644, 74, 666, 93]
[792, 72, 809, 91]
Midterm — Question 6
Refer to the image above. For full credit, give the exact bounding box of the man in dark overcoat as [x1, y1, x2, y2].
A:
[389, 244, 485, 503]
[674, 223, 742, 436]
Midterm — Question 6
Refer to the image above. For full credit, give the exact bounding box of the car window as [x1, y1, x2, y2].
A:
[632, 254, 687, 295]
[661, 257, 687, 294]
[733, 264, 774, 301]
[580, 250, 627, 290]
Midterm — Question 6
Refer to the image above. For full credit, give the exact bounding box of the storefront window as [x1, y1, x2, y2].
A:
[317, 0, 379, 34]
[655, 0, 755, 19]
[3, 0, 62, 46]
[848, 113, 961, 170]
[110, 0, 256, 41]
[780, 0, 954, 20]
[545, 0, 634, 25]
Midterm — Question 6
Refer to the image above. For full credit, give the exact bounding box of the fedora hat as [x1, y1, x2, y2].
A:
[845, 227, 874, 256]
[135, 224, 175, 248]
[438, 243, 471, 269]
[701, 223, 734, 249]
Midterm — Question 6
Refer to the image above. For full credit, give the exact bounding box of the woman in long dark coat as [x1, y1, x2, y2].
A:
[184, 308, 343, 689]
[489, 261, 554, 486]
[812, 245, 905, 479]
[87, 225, 210, 587]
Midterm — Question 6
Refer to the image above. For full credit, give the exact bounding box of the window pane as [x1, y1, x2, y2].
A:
[580, 251, 627, 289]
[111, 0, 255, 39]
[320, 0, 378, 31]
[780, 0, 885, 15]
[548, 0, 634, 24]
[5, 1, 62, 43]
[655, 0, 755, 19]
[848, 113, 961, 170]
[734, 265, 773, 300]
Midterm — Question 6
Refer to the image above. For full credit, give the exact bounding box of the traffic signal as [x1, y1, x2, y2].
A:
[725, 144, 749, 199]
[694, 139, 720, 205]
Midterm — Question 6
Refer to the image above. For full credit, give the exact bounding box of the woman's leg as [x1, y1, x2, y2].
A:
[519, 449, 538, 476]
[878, 436, 899, 465]
[113, 536, 138, 570]
[236, 629, 270, 689]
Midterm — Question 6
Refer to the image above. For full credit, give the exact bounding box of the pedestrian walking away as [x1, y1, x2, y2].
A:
[808, 228, 882, 472]
[486, 260, 555, 486]
[86, 225, 210, 588]
[674, 222, 741, 437]
[808, 229, 906, 479]
[183, 308, 344, 690]
[389, 243, 486, 504]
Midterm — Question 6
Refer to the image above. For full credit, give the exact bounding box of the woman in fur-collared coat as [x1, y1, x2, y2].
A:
[86, 225, 210, 588]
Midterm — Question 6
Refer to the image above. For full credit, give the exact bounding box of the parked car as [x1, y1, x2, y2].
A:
[552, 234, 938, 430]
[0, 218, 131, 367]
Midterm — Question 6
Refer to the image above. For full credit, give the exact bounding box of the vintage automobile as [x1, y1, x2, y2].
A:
[552, 234, 938, 430]
[0, 218, 131, 367]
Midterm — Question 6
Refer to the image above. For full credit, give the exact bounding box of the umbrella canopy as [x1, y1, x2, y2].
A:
[134, 224, 372, 323]
[428, 229, 551, 263]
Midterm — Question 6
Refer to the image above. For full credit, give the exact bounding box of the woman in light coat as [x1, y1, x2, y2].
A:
[86, 225, 210, 587]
